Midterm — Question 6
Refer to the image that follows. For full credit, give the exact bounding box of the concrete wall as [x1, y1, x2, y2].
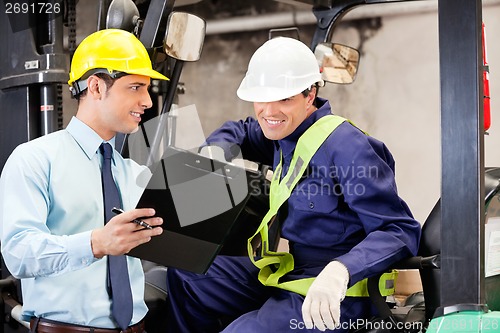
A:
[177, 2, 500, 224]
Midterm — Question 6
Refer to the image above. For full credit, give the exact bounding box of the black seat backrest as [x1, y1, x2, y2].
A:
[418, 199, 441, 321]
[419, 167, 500, 320]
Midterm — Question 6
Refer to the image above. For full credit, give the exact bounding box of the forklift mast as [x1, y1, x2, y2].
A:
[0, 0, 70, 168]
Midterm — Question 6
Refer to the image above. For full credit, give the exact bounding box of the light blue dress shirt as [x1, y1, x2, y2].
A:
[0, 117, 149, 328]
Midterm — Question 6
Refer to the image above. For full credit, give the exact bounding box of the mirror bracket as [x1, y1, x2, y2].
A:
[311, 0, 364, 50]
[140, 0, 175, 49]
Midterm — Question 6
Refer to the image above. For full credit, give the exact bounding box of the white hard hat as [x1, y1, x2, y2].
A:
[237, 37, 324, 103]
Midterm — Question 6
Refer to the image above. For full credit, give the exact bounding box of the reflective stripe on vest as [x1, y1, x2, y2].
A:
[247, 114, 397, 297]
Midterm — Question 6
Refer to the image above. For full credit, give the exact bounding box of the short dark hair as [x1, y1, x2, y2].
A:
[301, 83, 320, 106]
[74, 72, 118, 102]
[301, 83, 320, 97]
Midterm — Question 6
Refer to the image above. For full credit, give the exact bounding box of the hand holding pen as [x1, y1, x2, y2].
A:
[91, 208, 163, 258]
[112, 207, 153, 229]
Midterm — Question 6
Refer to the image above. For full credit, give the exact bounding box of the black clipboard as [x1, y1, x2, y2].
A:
[128, 146, 252, 274]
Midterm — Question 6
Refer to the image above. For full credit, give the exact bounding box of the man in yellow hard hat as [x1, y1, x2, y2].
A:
[0, 29, 167, 332]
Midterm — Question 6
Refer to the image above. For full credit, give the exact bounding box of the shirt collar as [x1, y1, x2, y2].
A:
[66, 117, 116, 160]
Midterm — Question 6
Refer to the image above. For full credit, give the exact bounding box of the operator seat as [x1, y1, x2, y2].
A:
[418, 167, 500, 323]
[421, 168, 500, 316]
[359, 167, 500, 333]
[417, 197, 441, 322]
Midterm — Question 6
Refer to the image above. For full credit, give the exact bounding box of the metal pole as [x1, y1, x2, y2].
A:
[40, 84, 58, 135]
[439, 0, 484, 307]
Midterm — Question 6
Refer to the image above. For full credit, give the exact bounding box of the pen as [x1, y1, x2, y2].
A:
[112, 207, 153, 230]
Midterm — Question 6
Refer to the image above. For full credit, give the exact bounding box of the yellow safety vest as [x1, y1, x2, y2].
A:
[247, 114, 397, 297]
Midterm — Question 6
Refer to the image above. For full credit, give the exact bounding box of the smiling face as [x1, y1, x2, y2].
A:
[253, 87, 317, 140]
[77, 74, 153, 140]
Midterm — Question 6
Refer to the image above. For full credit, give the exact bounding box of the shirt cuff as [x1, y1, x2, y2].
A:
[335, 253, 364, 287]
[65, 231, 98, 270]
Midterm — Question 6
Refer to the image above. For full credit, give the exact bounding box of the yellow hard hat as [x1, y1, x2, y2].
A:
[68, 29, 168, 88]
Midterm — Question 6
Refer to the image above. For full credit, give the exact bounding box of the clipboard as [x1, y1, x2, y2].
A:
[128, 146, 252, 274]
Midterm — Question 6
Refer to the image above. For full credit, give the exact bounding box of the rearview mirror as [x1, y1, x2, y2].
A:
[106, 0, 140, 32]
[314, 43, 360, 84]
[163, 12, 206, 62]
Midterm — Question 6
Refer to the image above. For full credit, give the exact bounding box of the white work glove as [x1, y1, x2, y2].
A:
[301, 260, 350, 331]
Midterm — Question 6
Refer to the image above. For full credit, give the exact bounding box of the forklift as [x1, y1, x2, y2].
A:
[0, 0, 497, 332]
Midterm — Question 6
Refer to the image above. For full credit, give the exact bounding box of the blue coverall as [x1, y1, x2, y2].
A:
[166, 98, 421, 332]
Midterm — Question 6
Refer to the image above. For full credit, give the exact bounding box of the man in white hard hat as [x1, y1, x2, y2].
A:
[166, 37, 421, 332]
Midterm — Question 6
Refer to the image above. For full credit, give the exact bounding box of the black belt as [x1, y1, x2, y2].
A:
[30, 318, 145, 333]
